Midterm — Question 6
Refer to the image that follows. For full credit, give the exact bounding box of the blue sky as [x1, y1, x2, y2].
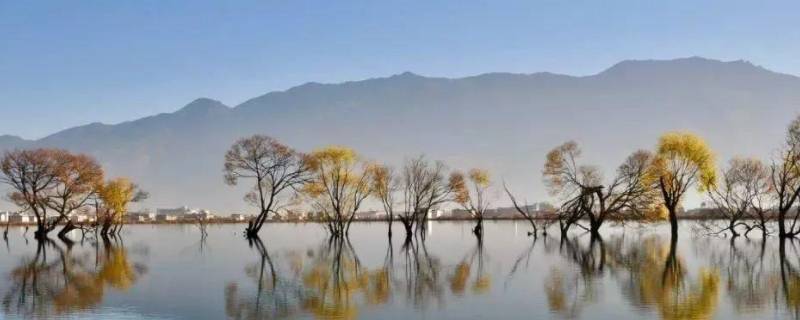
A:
[1, 1, 799, 139]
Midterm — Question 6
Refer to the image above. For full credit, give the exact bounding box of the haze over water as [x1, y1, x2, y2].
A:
[1, 221, 797, 319]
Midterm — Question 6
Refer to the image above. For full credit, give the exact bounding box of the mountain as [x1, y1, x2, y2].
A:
[2, 57, 800, 213]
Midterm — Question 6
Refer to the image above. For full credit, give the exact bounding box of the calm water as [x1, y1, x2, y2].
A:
[1, 221, 799, 319]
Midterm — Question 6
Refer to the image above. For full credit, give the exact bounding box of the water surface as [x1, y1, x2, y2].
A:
[1, 221, 798, 319]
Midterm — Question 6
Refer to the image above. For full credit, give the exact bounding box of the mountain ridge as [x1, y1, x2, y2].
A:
[1, 56, 799, 213]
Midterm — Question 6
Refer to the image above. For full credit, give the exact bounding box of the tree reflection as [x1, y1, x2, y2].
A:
[701, 237, 771, 314]
[225, 236, 301, 320]
[1, 236, 146, 318]
[226, 236, 394, 320]
[780, 238, 800, 318]
[227, 234, 499, 319]
[543, 236, 604, 319]
[545, 234, 721, 319]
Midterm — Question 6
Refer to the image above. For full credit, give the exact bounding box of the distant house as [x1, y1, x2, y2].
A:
[280, 210, 307, 221]
[450, 209, 475, 219]
[185, 209, 215, 221]
[0, 211, 10, 223]
[156, 214, 178, 222]
[157, 206, 190, 217]
[427, 208, 445, 219]
[230, 214, 248, 221]
[354, 210, 383, 220]
[69, 213, 91, 223]
[9, 213, 32, 224]
[128, 211, 156, 223]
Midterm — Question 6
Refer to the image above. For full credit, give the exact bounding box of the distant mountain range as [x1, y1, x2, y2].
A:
[2, 57, 799, 213]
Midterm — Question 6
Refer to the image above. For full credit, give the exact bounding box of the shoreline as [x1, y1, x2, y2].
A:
[0, 216, 772, 227]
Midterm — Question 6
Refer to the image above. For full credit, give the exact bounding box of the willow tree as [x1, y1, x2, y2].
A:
[451, 168, 491, 238]
[224, 135, 308, 238]
[543, 141, 658, 238]
[96, 177, 148, 236]
[303, 146, 372, 237]
[706, 157, 769, 237]
[653, 132, 717, 238]
[368, 163, 398, 238]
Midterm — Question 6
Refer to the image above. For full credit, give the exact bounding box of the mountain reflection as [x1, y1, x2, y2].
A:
[226, 235, 492, 319]
[1, 237, 147, 318]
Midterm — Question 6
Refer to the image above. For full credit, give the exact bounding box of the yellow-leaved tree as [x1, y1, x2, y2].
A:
[653, 132, 716, 238]
[303, 146, 372, 237]
[450, 168, 492, 238]
[96, 177, 148, 236]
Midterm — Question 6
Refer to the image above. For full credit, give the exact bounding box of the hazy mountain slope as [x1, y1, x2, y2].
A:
[2, 57, 799, 213]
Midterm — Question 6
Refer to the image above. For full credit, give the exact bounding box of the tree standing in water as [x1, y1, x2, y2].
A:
[706, 157, 769, 237]
[2, 149, 64, 239]
[224, 135, 309, 238]
[450, 168, 492, 238]
[543, 141, 659, 239]
[769, 115, 800, 238]
[96, 177, 147, 236]
[398, 156, 453, 239]
[303, 146, 372, 237]
[652, 132, 717, 239]
[369, 163, 399, 238]
[45, 151, 104, 239]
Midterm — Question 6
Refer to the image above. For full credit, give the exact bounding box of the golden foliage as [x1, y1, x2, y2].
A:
[449, 171, 469, 205]
[450, 262, 471, 295]
[655, 131, 717, 192]
[97, 178, 137, 218]
[468, 168, 491, 188]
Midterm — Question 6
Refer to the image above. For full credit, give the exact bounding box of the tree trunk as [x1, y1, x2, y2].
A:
[668, 206, 679, 239]
[728, 220, 739, 237]
[387, 215, 393, 238]
[472, 217, 484, 238]
[34, 222, 49, 240]
[58, 220, 78, 239]
[589, 218, 602, 239]
[779, 209, 788, 238]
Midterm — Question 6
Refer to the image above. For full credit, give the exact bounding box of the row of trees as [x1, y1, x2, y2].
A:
[531, 114, 800, 240]
[0, 149, 146, 239]
[224, 115, 800, 242]
[224, 135, 490, 239]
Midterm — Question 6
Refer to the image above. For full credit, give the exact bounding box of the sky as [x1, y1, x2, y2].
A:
[1, 1, 799, 139]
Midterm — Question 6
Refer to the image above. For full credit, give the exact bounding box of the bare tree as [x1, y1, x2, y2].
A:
[45, 151, 104, 239]
[224, 135, 309, 238]
[1, 149, 61, 239]
[770, 116, 800, 238]
[504, 183, 537, 236]
[398, 156, 453, 239]
[543, 142, 658, 238]
[706, 158, 769, 237]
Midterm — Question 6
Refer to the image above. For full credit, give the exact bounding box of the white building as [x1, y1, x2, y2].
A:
[157, 206, 191, 217]
[427, 208, 445, 219]
[69, 213, 92, 223]
[9, 213, 32, 224]
[185, 209, 215, 221]
[230, 214, 248, 221]
[0, 211, 10, 223]
[128, 210, 156, 222]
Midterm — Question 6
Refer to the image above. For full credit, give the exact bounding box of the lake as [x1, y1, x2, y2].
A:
[0, 221, 798, 319]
